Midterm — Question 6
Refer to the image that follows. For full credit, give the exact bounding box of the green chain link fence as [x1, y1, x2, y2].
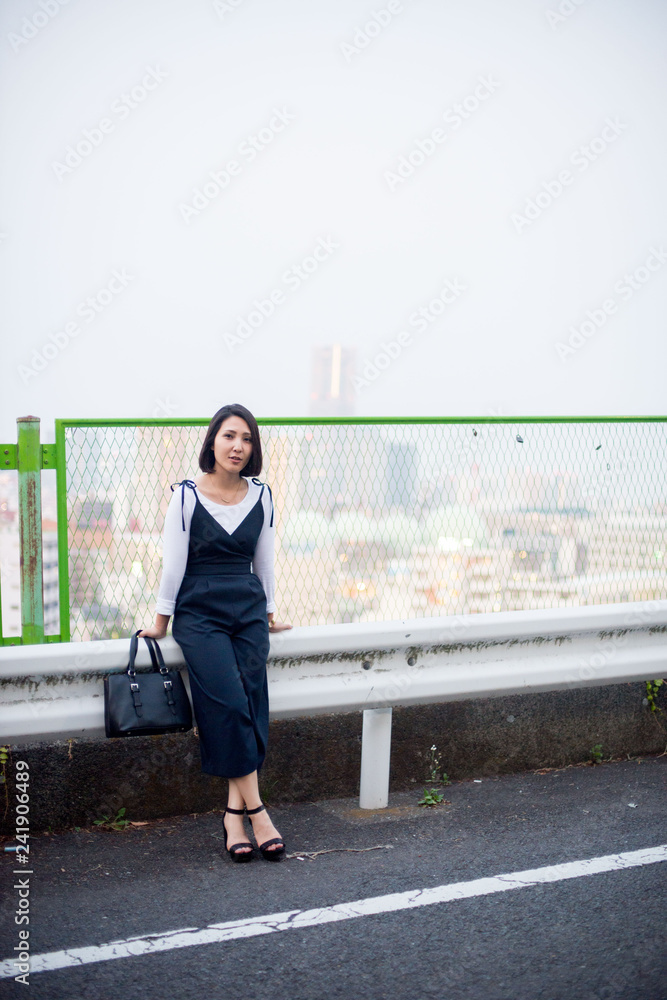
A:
[51, 417, 667, 643]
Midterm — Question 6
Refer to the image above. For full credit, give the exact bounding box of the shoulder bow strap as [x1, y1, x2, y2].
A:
[251, 477, 274, 527]
[170, 479, 197, 531]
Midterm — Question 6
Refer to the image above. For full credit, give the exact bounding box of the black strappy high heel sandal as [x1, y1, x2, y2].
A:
[246, 804, 286, 861]
[222, 806, 254, 863]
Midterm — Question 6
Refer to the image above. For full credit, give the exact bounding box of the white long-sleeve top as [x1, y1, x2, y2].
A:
[155, 478, 276, 616]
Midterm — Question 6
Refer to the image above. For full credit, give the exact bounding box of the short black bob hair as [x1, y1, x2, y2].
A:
[198, 403, 263, 478]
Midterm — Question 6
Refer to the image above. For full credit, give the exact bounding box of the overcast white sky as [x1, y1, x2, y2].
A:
[1, 0, 666, 441]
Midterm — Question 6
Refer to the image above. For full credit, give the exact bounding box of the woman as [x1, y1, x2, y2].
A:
[139, 403, 292, 862]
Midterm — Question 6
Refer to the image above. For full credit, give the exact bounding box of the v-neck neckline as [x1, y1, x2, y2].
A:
[193, 486, 261, 538]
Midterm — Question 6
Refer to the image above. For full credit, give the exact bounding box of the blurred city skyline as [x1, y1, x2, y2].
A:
[1, 417, 665, 639]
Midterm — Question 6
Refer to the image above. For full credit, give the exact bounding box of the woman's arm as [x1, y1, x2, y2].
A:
[254, 484, 292, 631]
[252, 486, 276, 614]
[139, 486, 193, 636]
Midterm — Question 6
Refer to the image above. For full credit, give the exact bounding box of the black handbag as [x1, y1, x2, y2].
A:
[104, 630, 193, 738]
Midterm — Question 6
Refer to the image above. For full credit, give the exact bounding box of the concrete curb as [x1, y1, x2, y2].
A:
[1, 681, 664, 834]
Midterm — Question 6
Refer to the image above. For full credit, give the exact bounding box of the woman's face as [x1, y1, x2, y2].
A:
[212, 416, 253, 474]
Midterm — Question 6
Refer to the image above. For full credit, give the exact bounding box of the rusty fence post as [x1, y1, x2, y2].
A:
[17, 416, 44, 645]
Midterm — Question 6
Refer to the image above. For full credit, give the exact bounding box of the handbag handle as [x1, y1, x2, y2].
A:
[144, 634, 168, 674]
[127, 630, 167, 677]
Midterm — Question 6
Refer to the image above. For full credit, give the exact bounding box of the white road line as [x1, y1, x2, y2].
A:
[2, 844, 665, 977]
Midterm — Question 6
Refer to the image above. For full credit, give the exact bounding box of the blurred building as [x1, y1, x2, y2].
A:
[309, 345, 356, 416]
[0, 527, 59, 637]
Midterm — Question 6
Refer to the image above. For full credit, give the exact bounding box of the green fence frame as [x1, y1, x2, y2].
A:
[0, 417, 57, 645]
[1, 414, 665, 645]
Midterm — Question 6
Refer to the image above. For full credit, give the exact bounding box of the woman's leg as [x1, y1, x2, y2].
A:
[222, 773, 253, 856]
[228, 771, 283, 852]
[222, 810, 252, 855]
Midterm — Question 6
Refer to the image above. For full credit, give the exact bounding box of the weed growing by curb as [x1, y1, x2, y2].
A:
[93, 807, 131, 832]
[418, 788, 445, 806]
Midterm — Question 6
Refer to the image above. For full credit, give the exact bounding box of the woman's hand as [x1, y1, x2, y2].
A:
[137, 625, 168, 639]
[137, 614, 170, 640]
[267, 614, 292, 633]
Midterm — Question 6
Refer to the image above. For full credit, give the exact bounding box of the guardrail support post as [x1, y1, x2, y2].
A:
[17, 415, 44, 645]
[359, 707, 392, 809]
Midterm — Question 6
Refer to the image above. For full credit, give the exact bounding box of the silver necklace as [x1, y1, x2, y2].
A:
[204, 474, 245, 504]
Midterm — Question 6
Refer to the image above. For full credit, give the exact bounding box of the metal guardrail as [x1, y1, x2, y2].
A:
[1, 601, 665, 807]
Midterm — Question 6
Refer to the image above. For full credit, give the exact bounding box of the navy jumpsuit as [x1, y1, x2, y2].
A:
[170, 478, 273, 779]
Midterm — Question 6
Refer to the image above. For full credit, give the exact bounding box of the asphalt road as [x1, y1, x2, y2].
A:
[1, 754, 666, 1000]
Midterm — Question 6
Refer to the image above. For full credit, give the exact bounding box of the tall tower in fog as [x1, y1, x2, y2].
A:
[309, 345, 356, 416]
